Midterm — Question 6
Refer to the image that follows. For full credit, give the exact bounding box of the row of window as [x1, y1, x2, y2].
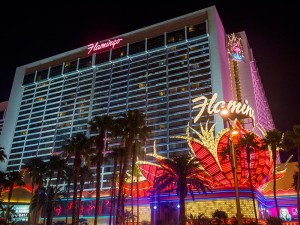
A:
[9, 36, 213, 172]
[23, 23, 207, 85]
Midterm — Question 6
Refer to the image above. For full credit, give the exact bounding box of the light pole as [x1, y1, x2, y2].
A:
[220, 107, 242, 225]
[230, 129, 242, 225]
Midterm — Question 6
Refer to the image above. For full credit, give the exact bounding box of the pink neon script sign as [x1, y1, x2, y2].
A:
[87, 38, 123, 54]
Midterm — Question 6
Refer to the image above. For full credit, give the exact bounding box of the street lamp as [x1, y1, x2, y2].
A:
[220, 107, 242, 225]
[230, 129, 242, 225]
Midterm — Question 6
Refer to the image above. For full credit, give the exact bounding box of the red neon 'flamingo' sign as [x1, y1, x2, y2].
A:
[87, 38, 123, 54]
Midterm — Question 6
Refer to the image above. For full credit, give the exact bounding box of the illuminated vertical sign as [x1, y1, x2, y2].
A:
[87, 38, 123, 54]
[227, 33, 244, 62]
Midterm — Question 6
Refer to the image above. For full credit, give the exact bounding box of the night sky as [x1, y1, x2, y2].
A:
[1, 2, 299, 159]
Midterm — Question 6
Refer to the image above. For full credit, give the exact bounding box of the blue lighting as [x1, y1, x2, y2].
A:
[177, 204, 180, 208]
[232, 53, 243, 61]
[153, 205, 157, 210]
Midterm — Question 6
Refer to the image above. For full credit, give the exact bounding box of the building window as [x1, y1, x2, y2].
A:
[111, 46, 127, 61]
[187, 23, 207, 39]
[95, 51, 110, 65]
[78, 56, 93, 70]
[167, 29, 185, 45]
[147, 35, 165, 51]
[129, 40, 145, 55]
[159, 91, 165, 96]
[63, 60, 77, 74]
[36, 69, 49, 82]
[49, 64, 63, 78]
[23, 73, 35, 85]
[138, 83, 146, 88]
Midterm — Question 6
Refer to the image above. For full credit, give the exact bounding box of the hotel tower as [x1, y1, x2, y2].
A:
[0, 5, 277, 223]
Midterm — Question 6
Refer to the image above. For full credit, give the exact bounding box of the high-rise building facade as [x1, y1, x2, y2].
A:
[0, 5, 274, 187]
[0, 101, 8, 136]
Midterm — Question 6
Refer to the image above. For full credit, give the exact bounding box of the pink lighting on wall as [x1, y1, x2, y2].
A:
[87, 38, 123, 54]
[54, 204, 62, 216]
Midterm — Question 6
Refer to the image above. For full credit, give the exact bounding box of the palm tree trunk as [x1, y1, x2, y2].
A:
[131, 152, 137, 225]
[65, 181, 71, 225]
[43, 209, 47, 225]
[49, 170, 63, 225]
[43, 200, 47, 225]
[109, 155, 118, 225]
[136, 175, 140, 225]
[4, 185, 13, 223]
[247, 156, 258, 224]
[297, 146, 300, 223]
[179, 184, 186, 225]
[117, 143, 132, 225]
[116, 159, 123, 225]
[77, 180, 85, 223]
[273, 166, 279, 217]
[94, 133, 105, 225]
[109, 181, 115, 225]
[33, 185, 43, 225]
[157, 191, 161, 224]
[28, 179, 36, 225]
[94, 152, 103, 225]
[44, 173, 53, 225]
[46, 198, 53, 225]
[72, 158, 80, 225]
[272, 145, 279, 218]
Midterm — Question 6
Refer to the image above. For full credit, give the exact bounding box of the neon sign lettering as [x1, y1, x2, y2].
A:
[291, 208, 298, 216]
[192, 93, 255, 123]
[87, 38, 123, 54]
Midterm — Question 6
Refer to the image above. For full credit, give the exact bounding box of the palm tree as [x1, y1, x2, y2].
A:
[212, 209, 228, 225]
[284, 124, 300, 222]
[0, 172, 5, 221]
[88, 115, 113, 225]
[0, 171, 6, 197]
[115, 109, 151, 225]
[31, 186, 65, 225]
[263, 129, 283, 218]
[0, 196, 5, 218]
[63, 165, 73, 225]
[32, 186, 48, 224]
[76, 165, 94, 223]
[44, 155, 62, 225]
[188, 213, 210, 225]
[131, 135, 150, 225]
[133, 163, 141, 225]
[292, 166, 299, 222]
[23, 157, 47, 225]
[131, 141, 149, 225]
[106, 146, 125, 225]
[3, 171, 25, 223]
[266, 216, 282, 225]
[47, 156, 67, 225]
[0, 146, 7, 162]
[239, 133, 260, 224]
[154, 152, 211, 225]
[62, 133, 92, 225]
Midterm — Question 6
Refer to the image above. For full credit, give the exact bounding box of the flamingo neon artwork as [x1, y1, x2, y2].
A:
[131, 119, 287, 196]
